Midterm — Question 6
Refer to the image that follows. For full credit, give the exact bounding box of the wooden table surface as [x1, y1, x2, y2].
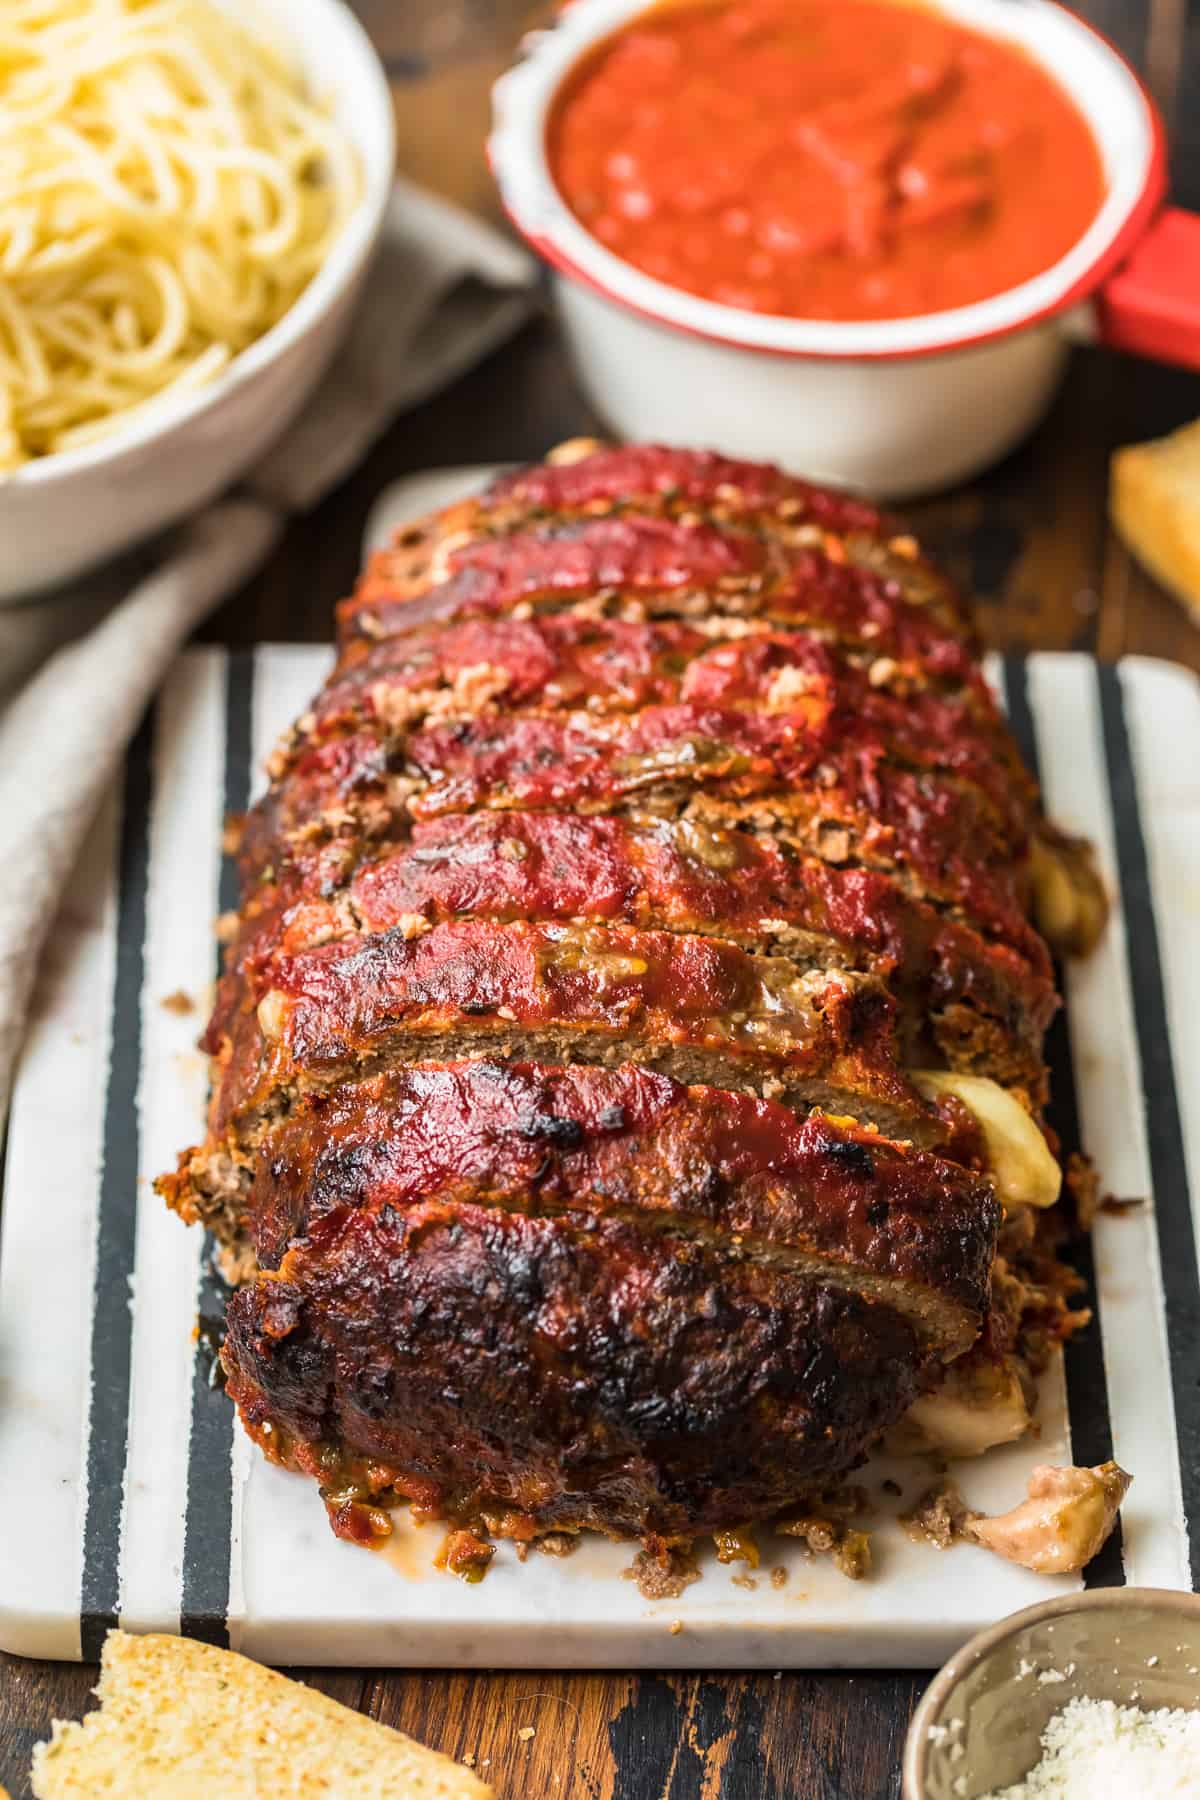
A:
[4, 3, 1200, 1796]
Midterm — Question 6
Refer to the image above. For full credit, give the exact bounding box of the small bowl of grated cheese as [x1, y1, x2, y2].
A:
[902, 1587, 1200, 1799]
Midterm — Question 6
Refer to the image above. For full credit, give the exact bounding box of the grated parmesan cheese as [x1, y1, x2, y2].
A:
[977, 1695, 1200, 1798]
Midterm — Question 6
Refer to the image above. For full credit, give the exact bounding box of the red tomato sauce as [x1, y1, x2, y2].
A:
[546, 0, 1106, 320]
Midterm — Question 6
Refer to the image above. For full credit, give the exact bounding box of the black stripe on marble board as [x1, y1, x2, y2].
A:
[1002, 654, 1124, 1587]
[80, 707, 155, 1661]
[1098, 663, 1200, 1591]
[180, 650, 255, 1644]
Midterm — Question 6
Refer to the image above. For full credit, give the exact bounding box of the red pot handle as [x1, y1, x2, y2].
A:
[1093, 207, 1200, 370]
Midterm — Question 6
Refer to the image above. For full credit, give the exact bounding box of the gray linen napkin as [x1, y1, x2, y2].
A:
[0, 178, 535, 1111]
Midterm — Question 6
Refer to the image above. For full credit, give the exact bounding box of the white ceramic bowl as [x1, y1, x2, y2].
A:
[0, 0, 394, 603]
[491, 0, 1168, 499]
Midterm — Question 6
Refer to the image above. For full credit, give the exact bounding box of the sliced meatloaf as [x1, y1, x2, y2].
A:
[159, 442, 1106, 1564]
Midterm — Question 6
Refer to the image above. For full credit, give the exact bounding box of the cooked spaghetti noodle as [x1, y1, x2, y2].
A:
[0, 0, 360, 468]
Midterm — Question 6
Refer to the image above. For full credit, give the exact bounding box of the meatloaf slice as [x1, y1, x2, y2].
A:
[341, 514, 975, 681]
[222, 811, 1054, 1087]
[485, 442, 895, 532]
[224, 1200, 943, 1543]
[208, 920, 931, 1146]
[235, 1062, 998, 1337]
[290, 618, 1030, 825]
[239, 710, 1029, 944]
[312, 611, 996, 743]
[343, 442, 967, 646]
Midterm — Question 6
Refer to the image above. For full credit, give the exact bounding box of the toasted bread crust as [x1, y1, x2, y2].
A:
[31, 1630, 492, 1798]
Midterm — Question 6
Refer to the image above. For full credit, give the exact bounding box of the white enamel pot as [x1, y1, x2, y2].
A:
[490, 0, 1199, 499]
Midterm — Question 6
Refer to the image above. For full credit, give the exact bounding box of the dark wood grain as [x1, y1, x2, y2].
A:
[3, 2, 1200, 1797]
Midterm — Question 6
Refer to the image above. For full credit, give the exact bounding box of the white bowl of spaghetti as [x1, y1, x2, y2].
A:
[0, 0, 394, 600]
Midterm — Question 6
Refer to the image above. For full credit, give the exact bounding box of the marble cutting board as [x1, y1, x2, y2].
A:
[0, 469, 1196, 1665]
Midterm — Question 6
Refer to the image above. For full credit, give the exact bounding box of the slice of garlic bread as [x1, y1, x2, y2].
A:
[1111, 418, 1200, 624]
[32, 1631, 493, 1799]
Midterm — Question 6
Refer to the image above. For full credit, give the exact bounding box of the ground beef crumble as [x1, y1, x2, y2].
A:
[901, 1482, 970, 1550]
[624, 1543, 702, 1600]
